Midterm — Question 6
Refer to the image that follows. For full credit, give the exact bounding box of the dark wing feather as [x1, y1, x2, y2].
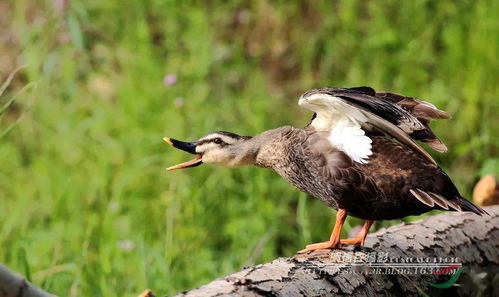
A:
[335, 92, 427, 134]
[375, 91, 451, 151]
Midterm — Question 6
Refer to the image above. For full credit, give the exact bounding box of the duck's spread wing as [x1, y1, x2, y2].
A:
[299, 87, 451, 165]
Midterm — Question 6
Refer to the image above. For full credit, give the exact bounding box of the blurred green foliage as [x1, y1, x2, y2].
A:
[0, 0, 497, 296]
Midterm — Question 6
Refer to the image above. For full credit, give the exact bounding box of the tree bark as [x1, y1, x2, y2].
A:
[0, 265, 56, 297]
[174, 205, 499, 297]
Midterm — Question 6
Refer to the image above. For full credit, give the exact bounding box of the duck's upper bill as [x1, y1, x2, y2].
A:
[163, 137, 203, 170]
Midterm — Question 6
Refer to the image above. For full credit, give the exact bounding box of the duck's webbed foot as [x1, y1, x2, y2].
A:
[340, 238, 364, 245]
[298, 239, 340, 253]
[340, 220, 374, 246]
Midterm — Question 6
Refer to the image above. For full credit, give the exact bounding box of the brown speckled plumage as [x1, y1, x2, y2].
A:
[253, 126, 481, 220]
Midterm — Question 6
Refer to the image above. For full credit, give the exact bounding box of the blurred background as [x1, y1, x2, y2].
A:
[0, 0, 497, 296]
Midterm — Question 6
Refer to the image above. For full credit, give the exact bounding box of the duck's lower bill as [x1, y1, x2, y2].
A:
[166, 154, 203, 170]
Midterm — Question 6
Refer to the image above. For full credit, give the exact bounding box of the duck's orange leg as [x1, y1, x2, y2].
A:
[298, 209, 347, 253]
[340, 220, 374, 246]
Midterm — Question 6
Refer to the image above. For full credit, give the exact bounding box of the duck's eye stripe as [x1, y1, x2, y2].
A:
[199, 138, 227, 146]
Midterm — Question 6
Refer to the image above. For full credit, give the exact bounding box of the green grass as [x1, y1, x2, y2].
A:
[1, 0, 498, 296]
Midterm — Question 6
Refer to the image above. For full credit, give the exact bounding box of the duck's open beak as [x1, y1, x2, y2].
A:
[163, 137, 203, 170]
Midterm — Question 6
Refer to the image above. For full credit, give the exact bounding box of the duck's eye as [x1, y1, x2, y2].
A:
[213, 138, 224, 145]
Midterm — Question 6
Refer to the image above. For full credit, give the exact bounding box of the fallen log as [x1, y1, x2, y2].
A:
[0, 265, 56, 297]
[173, 205, 499, 297]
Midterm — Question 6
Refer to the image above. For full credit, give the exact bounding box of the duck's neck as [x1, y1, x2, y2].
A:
[223, 126, 302, 169]
[224, 137, 261, 167]
[251, 126, 302, 169]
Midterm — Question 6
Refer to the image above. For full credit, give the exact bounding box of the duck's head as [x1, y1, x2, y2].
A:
[164, 131, 255, 170]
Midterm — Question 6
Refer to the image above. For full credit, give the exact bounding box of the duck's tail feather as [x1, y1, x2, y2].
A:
[411, 188, 488, 215]
[454, 196, 489, 216]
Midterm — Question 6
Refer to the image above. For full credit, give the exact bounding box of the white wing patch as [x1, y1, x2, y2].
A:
[299, 92, 436, 165]
[299, 94, 373, 163]
[328, 117, 373, 164]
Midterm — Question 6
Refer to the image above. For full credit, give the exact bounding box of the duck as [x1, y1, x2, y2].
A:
[164, 86, 487, 253]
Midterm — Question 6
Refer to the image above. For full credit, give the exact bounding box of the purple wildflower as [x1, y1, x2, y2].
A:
[163, 74, 177, 86]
